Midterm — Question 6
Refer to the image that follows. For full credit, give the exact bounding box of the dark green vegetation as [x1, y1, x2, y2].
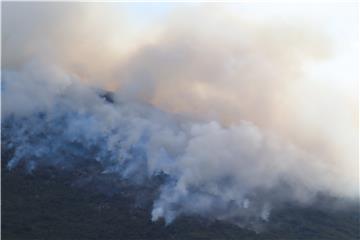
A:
[2, 162, 359, 240]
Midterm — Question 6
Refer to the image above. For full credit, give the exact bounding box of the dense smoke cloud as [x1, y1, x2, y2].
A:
[2, 2, 358, 228]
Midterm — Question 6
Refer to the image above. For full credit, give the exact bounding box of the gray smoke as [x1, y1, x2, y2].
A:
[1, 61, 354, 227]
[2, 2, 358, 229]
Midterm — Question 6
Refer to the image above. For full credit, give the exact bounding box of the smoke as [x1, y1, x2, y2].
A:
[2, 2, 358, 228]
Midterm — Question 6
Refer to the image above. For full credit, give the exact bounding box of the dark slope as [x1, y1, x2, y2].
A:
[2, 162, 359, 240]
[2, 92, 360, 239]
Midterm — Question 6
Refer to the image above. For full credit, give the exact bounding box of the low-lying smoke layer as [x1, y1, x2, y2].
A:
[2, 62, 357, 226]
[2, 2, 358, 227]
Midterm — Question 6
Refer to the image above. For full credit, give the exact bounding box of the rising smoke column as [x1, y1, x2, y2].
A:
[2, 2, 358, 228]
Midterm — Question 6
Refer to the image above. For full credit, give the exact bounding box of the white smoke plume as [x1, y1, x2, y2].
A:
[2, 2, 358, 227]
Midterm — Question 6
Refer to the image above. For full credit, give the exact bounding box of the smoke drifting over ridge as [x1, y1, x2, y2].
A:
[2, 2, 358, 227]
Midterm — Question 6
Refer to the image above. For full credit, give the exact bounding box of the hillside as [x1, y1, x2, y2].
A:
[2, 160, 359, 240]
